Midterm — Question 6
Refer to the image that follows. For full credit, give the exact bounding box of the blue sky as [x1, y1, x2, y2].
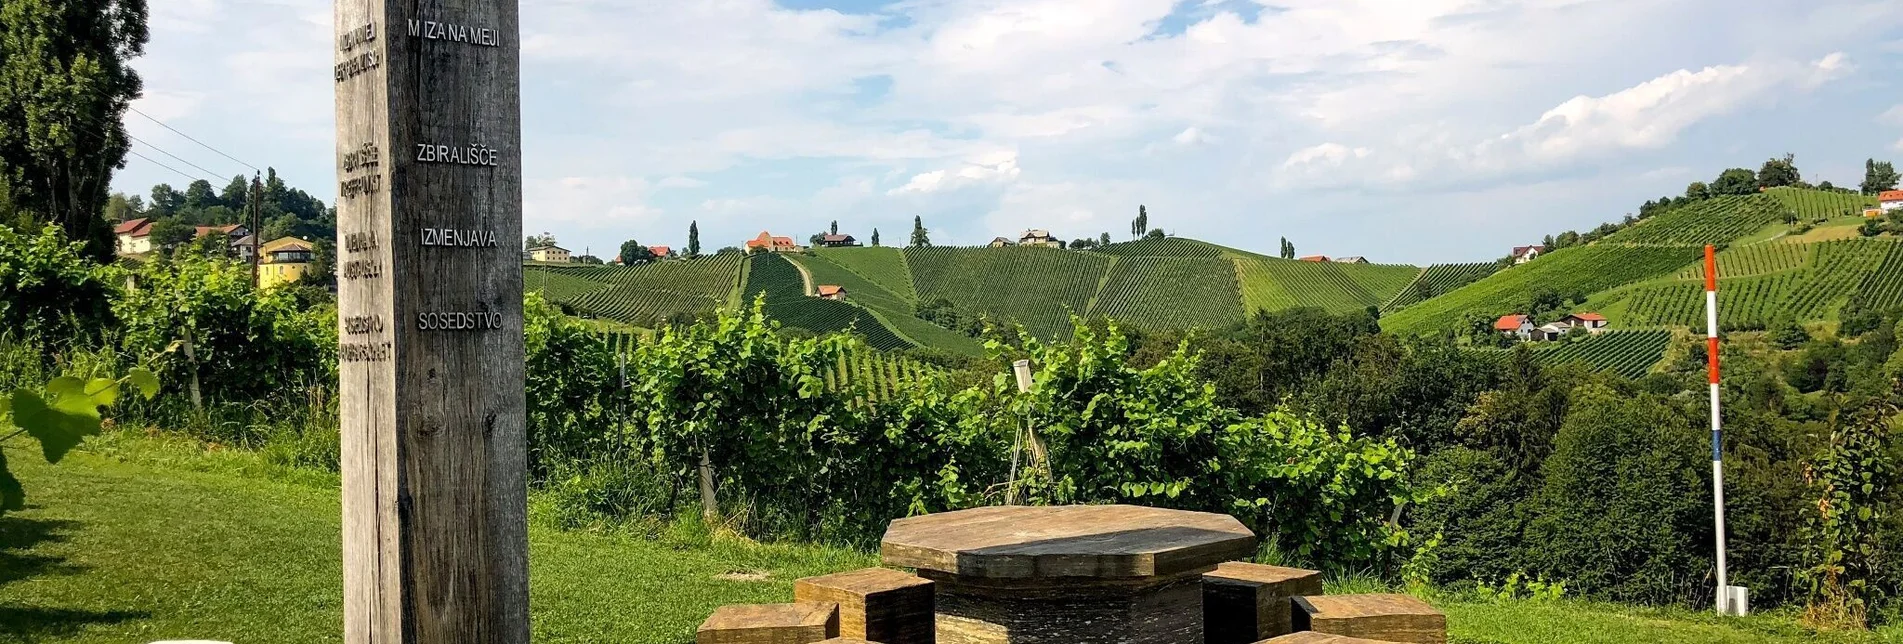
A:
[119, 0, 1903, 264]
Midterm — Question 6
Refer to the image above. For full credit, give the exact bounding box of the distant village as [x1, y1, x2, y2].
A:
[111, 218, 316, 289]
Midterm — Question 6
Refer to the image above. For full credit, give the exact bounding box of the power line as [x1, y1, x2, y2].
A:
[128, 106, 262, 174]
[126, 149, 209, 184]
[128, 133, 235, 182]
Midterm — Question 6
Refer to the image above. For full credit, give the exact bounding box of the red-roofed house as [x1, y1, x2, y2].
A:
[1511, 245, 1546, 264]
[1881, 190, 1903, 212]
[1298, 255, 1330, 262]
[649, 245, 672, 258]
[195, 224, 254, 261]
[1494, 314, 1535, 340]
[114, 218, 154, 255]
[1562, 312, 1609, 334]
[816, 285, 846, 301]
[745, 231, 799, 253]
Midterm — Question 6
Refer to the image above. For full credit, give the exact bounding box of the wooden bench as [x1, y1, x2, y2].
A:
[1292, 594, 1446, 644]
[1203, 562, 1323, 643]
[698, 602, 840, 644]
[795, 568, 935, 644]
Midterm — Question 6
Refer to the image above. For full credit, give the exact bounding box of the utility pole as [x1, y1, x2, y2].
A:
[249, 172, 263, 289]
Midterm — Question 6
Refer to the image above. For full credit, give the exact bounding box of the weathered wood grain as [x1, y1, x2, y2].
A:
[1292, 595, 1446, 644]
[881, 505, 1256, 579]
[925, 568, 1209, 644]
[794, 568, 935, 644]
[698, 602, 841, 644]
[1254, 633, 1404, 644]
[336, 1, 527, 642]
[1204, 562, 1324, 643]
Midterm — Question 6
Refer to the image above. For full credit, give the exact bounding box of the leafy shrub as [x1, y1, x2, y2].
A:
[1524, 383, 1713, 605]
[0, 224, 112, 344]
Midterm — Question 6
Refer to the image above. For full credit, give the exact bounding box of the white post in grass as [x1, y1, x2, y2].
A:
[1705, 244, 1733, 616]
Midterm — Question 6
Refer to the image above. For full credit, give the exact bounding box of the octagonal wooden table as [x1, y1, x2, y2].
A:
[881, 505, 1258, 644]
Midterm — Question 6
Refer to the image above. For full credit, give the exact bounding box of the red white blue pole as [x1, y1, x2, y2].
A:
[1706, 244, 1730, 615]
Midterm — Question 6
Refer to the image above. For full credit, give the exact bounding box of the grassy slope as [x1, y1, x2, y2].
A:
[786, 254, 983, 355]
[1382, 245, 1705, 336]
[1087, 256, 1247, 331]
[3, 438, 1896, 644]
[904, 247, 1114, 339]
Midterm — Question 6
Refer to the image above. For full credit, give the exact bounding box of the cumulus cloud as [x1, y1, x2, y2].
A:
[114, 0, 1903, 261]
[1172, 127, 1213, 145]
[1283, 143, 1372, 169]
[889, 150, 1022, 195]
[1488, 55, 1848, 165]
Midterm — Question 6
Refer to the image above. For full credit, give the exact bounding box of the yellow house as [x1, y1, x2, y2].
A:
[528, 245, 571, 263]
[260, 237, 315, 289]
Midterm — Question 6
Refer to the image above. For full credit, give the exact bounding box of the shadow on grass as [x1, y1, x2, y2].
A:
[0, 516, 88, 586]
[0, 516, 148, 640]
[0, 605, 151, 640]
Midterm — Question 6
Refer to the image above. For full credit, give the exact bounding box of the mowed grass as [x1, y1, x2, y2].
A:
[0, 438, 872, 644]
[2, 436, 1898, 644]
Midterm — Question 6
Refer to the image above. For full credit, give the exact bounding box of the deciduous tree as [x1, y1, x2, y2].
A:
[0, 0, 150, 262]
[1862, 159, 1899, 195]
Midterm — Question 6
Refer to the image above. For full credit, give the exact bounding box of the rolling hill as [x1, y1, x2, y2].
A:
[528, 187, 1901, 375]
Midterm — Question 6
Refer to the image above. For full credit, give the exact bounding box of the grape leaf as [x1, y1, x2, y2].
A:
[9, 387, 102, 465]
[127, 368, 159, 400]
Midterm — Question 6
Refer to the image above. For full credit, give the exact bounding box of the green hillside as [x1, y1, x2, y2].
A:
[1597, 239, 1899, 330]
[1092, 256, 1246, 331]
[905, 246, 1115, 339]
[1384, 262, 1504, 311]
[785, 252, 983, 355]
[1764, 186, 1877, 219]
[1381, 245, 1704, 335]
[1599, 195, 1786, 246]
[527, 255, 745, 327]
[1234, 257, 1420, 315]
[536, 187, 1899, 355]
[742, 254, 914, 351]
[1479, 330, 1676, 379]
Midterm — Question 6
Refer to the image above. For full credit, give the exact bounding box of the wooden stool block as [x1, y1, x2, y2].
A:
[1255, 633, 1403, 644]
[1203, 562, 1323, 643]
[698, 602, 840, 644]
[795, 568, 935, 644]
[1293, 594, 1445, 644]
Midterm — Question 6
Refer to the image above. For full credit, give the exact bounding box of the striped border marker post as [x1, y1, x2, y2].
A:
[1705, 244, 1731, 615]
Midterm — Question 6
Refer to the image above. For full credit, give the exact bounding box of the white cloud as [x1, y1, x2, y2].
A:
[525, 176, 659, 226]
[1475, 54, 1848, 167]
[889, 150, 1022, 195]
[113, 0, 1903, 263]
[1283, 143, 1371, 169]
[1882, 105, 1903, 124]
[1172, 127, 1213, 146]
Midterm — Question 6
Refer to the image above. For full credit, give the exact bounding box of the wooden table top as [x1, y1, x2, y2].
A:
[880, 505, 1256, 580]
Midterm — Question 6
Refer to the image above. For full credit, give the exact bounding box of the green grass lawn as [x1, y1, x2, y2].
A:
[1, 435, 1897, 644]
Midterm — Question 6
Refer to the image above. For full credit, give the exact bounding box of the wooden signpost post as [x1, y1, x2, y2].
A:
[334, 1, 528, 642]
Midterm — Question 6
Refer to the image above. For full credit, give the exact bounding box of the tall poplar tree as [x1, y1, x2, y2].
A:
[871, 228, 881, 247]
[909, 216, 931, 247]
[687, 220, 701, 257]
[0, 0, 150, 261]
